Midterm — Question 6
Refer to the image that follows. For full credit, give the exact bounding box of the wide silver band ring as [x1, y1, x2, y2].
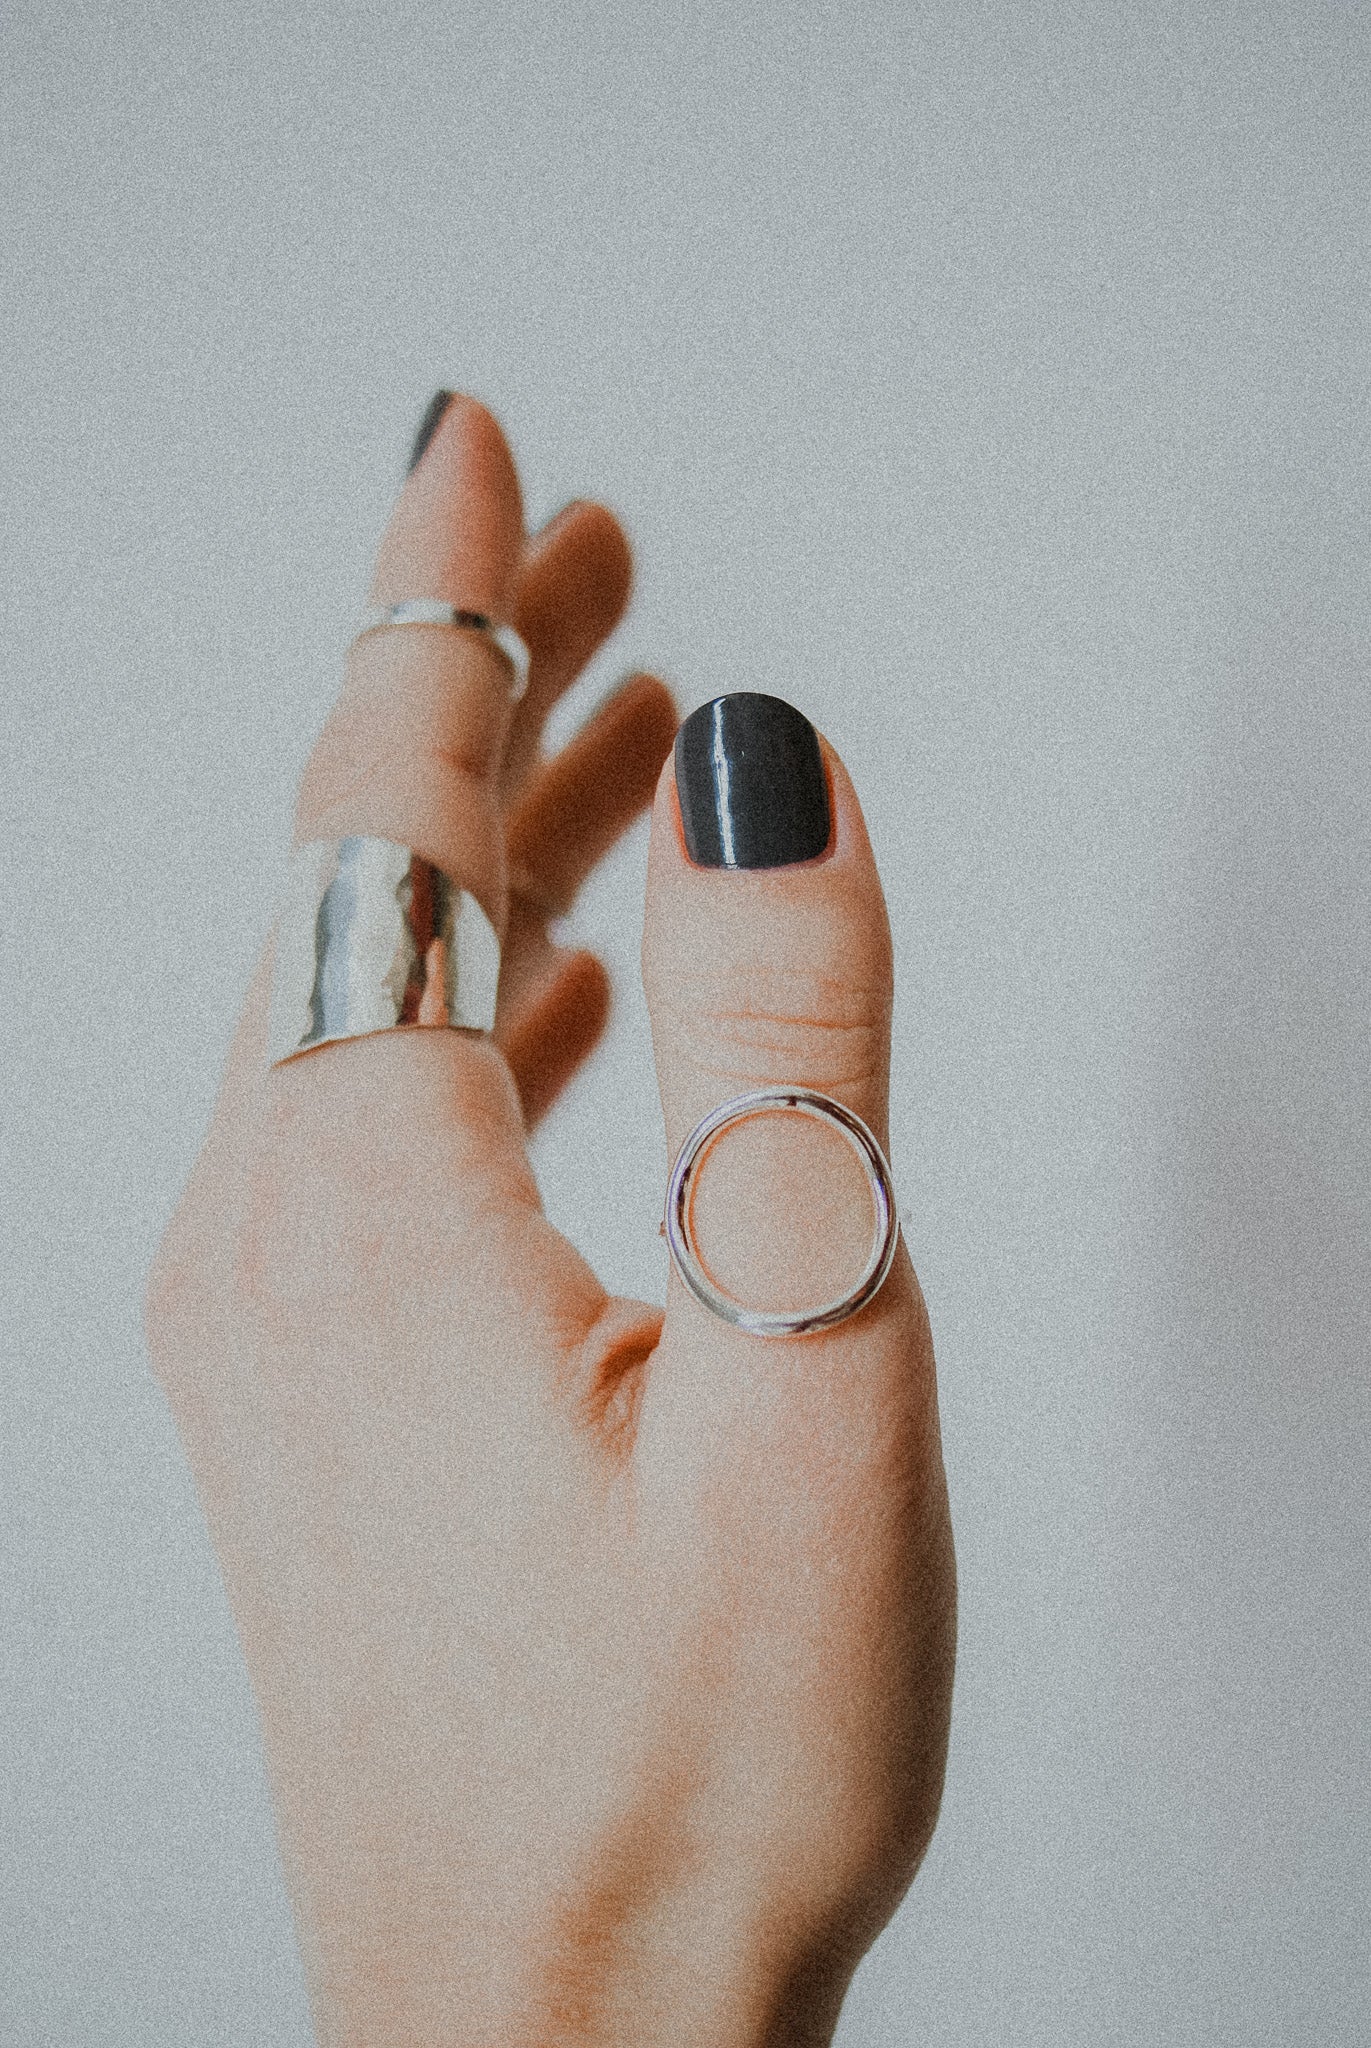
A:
[268, 836, 501, 1066]
[663, 1087, 901, 1337]
[355, 600, 531, 701]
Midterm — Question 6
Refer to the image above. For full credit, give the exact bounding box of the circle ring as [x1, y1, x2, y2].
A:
[664, 1087, 901, 1337]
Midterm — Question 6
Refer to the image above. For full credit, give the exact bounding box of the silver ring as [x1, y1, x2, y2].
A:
[268, 836, 502, 1066]
[355, 600, 531, 701]
[663, 1087, 901, 1336]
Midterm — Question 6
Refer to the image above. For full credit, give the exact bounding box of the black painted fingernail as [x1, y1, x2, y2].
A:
[406, 389, 455, 475]
[675, 693, 831, 869]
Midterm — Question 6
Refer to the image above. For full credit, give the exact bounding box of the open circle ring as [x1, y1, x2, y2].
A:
[663, 1086, 901, 1337]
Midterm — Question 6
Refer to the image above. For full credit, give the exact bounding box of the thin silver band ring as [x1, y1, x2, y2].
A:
[355, 600, 531, 701]
[664, 1087, 901, 1337]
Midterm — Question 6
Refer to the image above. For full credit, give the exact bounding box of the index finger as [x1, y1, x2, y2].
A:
[295, 393, 525, 929]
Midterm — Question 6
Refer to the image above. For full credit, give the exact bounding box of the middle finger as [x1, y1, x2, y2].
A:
[504, 496, 635, 796]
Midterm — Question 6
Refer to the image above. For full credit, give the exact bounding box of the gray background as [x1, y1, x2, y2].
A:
[3, 0, 1368, 2040]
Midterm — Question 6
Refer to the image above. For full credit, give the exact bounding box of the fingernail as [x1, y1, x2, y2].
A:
[675, 692, 831, 869]
[406, 389, 455, 475]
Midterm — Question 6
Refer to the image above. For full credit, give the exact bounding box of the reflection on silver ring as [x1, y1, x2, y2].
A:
[268, 836, 501, 1066]
[355, 600, 531, 701]
[663, 1086, 900, 1337]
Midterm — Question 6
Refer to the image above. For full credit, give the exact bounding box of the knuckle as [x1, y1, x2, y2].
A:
[298, 718, 491, 823]
[418, 734, 494, 790]
[296, 634, 509, 828]
[666, 965, 891, 1091]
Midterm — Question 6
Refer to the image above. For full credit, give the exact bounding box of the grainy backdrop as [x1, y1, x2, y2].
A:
[3, 1, 1368, 2040]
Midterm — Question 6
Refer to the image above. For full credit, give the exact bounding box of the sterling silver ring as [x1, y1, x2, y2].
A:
[268, 836, 501, 1066]
[663, 1087, 901, 1336]
[355, 600, 531, 701]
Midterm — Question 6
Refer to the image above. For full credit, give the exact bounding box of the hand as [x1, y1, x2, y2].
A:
[146, 394, 956, 2048]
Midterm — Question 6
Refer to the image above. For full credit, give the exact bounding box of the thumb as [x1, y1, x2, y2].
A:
[643, 693, 911, 1361]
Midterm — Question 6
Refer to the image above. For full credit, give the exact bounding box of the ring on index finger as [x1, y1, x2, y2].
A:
[355, 599, 531, 702]
[267, 836, 501, 1067]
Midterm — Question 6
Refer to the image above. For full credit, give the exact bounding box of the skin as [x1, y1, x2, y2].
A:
[145, 396, 957, 2048]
